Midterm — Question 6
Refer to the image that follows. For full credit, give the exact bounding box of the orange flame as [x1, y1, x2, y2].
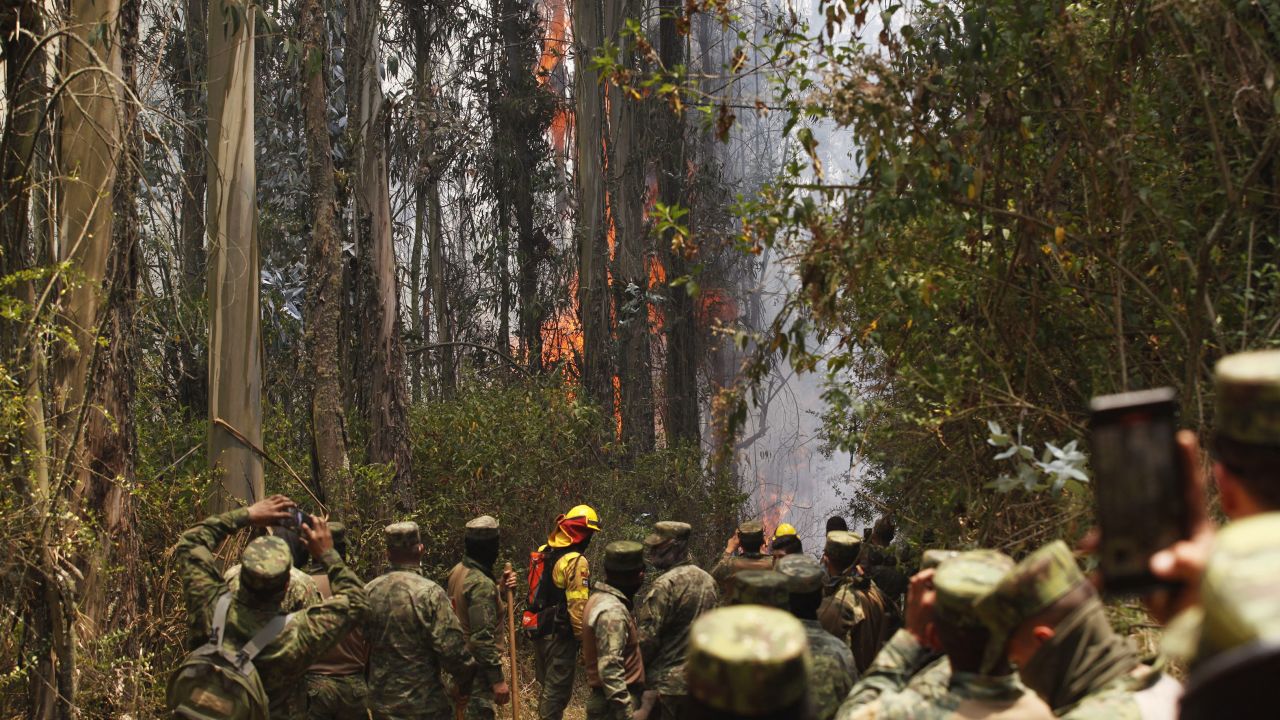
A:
[756, 473, 796, 540]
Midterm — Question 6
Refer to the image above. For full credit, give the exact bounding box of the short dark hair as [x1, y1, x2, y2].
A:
[871, 517, 896, 545]
[826, 516, 849, 533]
[934, 616, 993, 673]
[772, 535, 803, 555]
[1214, 436, 1280, 510]
[788, 589, 822, 620]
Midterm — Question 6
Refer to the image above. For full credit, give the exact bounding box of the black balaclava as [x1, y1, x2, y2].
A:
[464, 535, 501, 573]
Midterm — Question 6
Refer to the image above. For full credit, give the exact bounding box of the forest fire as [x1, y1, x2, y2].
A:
[756, 472, 796, 540]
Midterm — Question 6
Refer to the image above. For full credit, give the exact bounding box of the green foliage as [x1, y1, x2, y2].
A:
[403, 380, 742, 579]
[728, 0, 1280, 550]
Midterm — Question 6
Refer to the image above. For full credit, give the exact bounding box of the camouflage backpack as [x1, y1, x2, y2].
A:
[167, 593, 292, 720]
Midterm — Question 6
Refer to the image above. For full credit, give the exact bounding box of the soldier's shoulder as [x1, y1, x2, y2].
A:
[1058, 684, 1144, 720]
[863, 689, 946, 720]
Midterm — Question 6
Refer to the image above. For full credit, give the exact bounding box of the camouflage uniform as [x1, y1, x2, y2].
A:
[176, 509, 369, 720]
[687, 605, 811, 718]
[1176, 512, 1280, 719]
[840, 551, 1052, 720]
[305, 523, 371, 720]
[776, 554, 857, 720]
[636, 521, 719, 720]
[819, 531, 888, 673]
[364, 522, 478, 720]
[448, 516, 508, 720]
[584, 542, 647, 720]
[710, 520, 776, 597]
[977, 540, 1179, 720]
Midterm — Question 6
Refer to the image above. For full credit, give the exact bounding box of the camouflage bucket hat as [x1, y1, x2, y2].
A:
[933, 550, 1015, 628]
[976, 540, 1086, 636]
[604, 541, 646, 573]
[644, 520, 692, 547]
[727, 570, 790, 609]
[824, 530, 863, 565]
[1192, 513, 1280, 664]
[1215, 350, 1280, 446]
[738, 519, 766, 548]
[921, 549, 960, 570]
[385, 521, 421, 552]
[688, 606, 811, 716]
[464, 515, 500, 541]
[775, 554, 824, 594]
[240, 536, 292, 594]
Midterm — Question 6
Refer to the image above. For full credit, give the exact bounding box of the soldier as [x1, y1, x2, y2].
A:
[529, 504, 600, 720]
[448, 515, 518, 720]
[819, 531, 890, 673]
[725, 570, 791, 609]
[583, 541, 650, 720]
[837, 550, 959, 716]
[686, 605, 814, 720]
[771, 523, 804, 559]
[863, 518, 908, 632]
[306, 521, 370, 719]
[365, 521, 478, 720]
[223, 526, 322, 614]
[978, 540, 1181, 719]
[839, 551, 1053, 720]
[1178, 513, 1280, 719]
[1147, 350, 1280, 618]
[776, 554, 857, 720]
[174, 495, 368, 719]
[635, 521, 719, 720]
[710, 520, 775, 596]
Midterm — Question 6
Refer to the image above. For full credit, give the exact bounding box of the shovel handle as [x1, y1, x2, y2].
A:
[506, 561, 520, 720]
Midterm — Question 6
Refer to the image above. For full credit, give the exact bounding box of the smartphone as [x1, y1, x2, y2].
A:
[1088, 387, 1189, 594]
[282, 507, 308, 530]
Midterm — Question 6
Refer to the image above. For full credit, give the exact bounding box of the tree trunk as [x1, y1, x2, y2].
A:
[606, 0, 654, 455]
[207, 0, 264, 507]
[177, 0, 208, 412]
[350, 0, 414, 504]
[574, 0, 614, 415]
[301, 0, 352, 510]
[659, 0, 699, 446]
[411, 179, 426, 402]
[76, 0, 145, 651]
[427, 176, 455, 396]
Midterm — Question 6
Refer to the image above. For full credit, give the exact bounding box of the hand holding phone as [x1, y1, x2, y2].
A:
[1089, 388, 1191, 594]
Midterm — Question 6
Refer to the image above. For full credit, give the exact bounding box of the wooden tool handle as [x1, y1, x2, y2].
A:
[505, 561, 520, 720]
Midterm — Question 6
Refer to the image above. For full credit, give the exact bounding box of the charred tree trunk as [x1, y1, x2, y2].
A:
[350, 0, 414, 504]
[176, 0, 208, 412]
[302, 0, 352, 510]
[574, 0, 614, 416]
[659, 0, 699, 446]
[427, 174, 454, 396]
[411, 179, 426, 402]
[606, 0, 654, 455]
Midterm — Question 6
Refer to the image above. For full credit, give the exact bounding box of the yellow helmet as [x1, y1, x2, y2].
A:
[774, 523, 798, 539]
[565, 504, 601, 531]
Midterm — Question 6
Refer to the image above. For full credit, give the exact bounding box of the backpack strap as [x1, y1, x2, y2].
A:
[210, 593, 233, 646]
[234, 612, 293, 671]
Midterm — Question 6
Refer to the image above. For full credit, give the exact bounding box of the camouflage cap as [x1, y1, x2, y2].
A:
[1194, 513, 1280, 662]
[775, 553, 825, 594]
[240, 536, 292, 594]
[933, 550, 1015, 628]
[604, 541, 646, 573]
[464, 515, 500, 541]
[644, 520, 692, 546]
[384, 521, 421, 552]
[976, 540, 1087, 634]
[1215, 350, 1280, 446]
[920, 549, 960, 570]
[688, 606, 811, 715]
[738, 519, 766, 548]
[727, 570, 790, 609]
[328, 521, 347, 545]
[824, 530, 863, 565]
